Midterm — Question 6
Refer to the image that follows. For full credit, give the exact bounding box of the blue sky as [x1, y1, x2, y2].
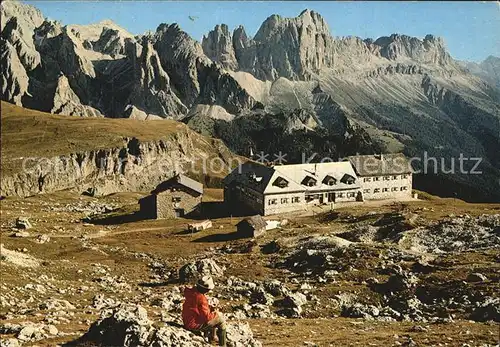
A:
[25, 1, 499, 62]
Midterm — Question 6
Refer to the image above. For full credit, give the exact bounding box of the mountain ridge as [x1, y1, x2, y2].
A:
[1, 1, 499, 202]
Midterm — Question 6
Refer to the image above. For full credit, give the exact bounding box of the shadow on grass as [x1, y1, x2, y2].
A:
[188, 201, 255, 220]
[192, 231, 247, 243]
[138, 281, 170, 288]
[90, 211, 145, 225]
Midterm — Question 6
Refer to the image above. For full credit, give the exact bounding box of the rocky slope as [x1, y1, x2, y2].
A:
[459, 55, 500, 89]
[0, 191, 499, 346]
[0, 102, 237, 197]
[1, 1, 499, 201]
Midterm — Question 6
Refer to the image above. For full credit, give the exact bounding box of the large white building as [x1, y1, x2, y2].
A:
[224, 154, 413, 216]
[348, 153, 413, 200]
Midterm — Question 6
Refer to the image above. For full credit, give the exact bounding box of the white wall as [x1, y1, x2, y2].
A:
[359, 174, 412, 200]
[264, 192, 306, 215]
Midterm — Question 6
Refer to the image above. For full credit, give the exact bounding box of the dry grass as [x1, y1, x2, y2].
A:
[1, 188, 499, 346]
[0, 101, 239, 178]
[1, 101, 183, 158]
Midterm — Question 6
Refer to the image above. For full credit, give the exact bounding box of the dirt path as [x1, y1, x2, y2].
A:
[32, 226, 179, 239]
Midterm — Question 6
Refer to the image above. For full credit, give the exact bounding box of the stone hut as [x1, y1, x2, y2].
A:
[139, 174, 203, 219]
[236, 215, 267, 238]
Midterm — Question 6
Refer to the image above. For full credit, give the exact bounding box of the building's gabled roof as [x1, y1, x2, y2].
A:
[151, 173, 203, 195]
[264, 161, 360, 194]
[347, 153, 412, 176]
[237, 215, 267, 230]
[223, 161, 276, 194]
[176, 174, 204, 194]
[224, 160, 361, 195]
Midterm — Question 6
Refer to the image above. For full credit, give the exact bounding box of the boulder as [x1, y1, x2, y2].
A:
[83, 304, 157, 346]
[12, 231, 30, 238]
[279, 292, 307, 317]
[36, 234, 50, 244]
[0, 339, 20, 347]
[178, 258, 224, 283]
[92, 294, 119, 310]
[263, 279, 289, 297]
[79, 303, 262, 346]
[249, 287, 274, 306]
[341, 303, 380, 320]
[466, 272, 488, 282]
[470, 297, 500, 322]
[226, 322, 262, 347]
[15, 217, 32, 229]
[40, 299, 76, 311]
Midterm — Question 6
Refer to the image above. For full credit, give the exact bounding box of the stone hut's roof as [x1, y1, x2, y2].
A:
[151, 174, 203, 195]
[237, 215, 267, 230]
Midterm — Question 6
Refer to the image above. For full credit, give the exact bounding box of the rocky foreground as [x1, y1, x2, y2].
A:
[0, 191, 499, 346]
[2, 0, 500, 202]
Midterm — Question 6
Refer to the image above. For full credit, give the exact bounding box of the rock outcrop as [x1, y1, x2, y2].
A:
[0, 38, 29, 105]
[79, 304, 262, 347]
[202, 24, 238, 70]
[459, 55, 500, 89]
[231, 10, 336, 80]
[374, 34, 453, 66]
[0, 104, 237, 197]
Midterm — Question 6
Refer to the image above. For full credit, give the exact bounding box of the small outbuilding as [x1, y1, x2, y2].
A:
[139, 174, 203, 219]
[236, 215, 267, 238]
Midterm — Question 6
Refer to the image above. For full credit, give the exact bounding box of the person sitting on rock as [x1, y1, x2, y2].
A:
[182, 275, 227, 346]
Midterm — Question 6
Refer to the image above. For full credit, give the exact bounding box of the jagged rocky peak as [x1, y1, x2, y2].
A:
[154, 23, 207, 58]
[333, 36, 376, 68]
[153, 23, 210, 106]
[91, 26, 130, 57]
[256, 9, 330, 41]
[374, 33, 453, 66]
[1, 37, 29, 105]
[202, 24, 238, 70]
[232, 25, 249, 49]
[1, 0, 47, 72]
[233, 9, 336, 80]
[0, 0, 44, 31]
[51, 75, 104, 117]
[34, 20, 63, 43]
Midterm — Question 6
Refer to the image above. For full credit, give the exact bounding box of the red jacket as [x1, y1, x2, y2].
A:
[182, 286, 216, 330]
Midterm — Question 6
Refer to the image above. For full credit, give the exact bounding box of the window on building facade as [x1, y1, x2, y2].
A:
[172, 197, 181, 202]
[383, 176, 390, 181]
[392, 175, 398, 180]
[281, 198, 289, 204]
[402, 174, 408, 179]
[382, 188, 389, 192]
[268, 199, 277, 205]
[363, 189, 370, 193]
[374, 188, 380, 193]
[401, 186, 408, 191]
[392, 187, 398, 191]
[347, 192, 356, 198]
[292, 197, 300, 203]
[337, 193, 344, 198]
[364, 177, 371, 182]
[374, 177, 380, 181]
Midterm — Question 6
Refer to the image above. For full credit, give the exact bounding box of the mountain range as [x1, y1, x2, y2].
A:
[1, 1, 499, 202]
